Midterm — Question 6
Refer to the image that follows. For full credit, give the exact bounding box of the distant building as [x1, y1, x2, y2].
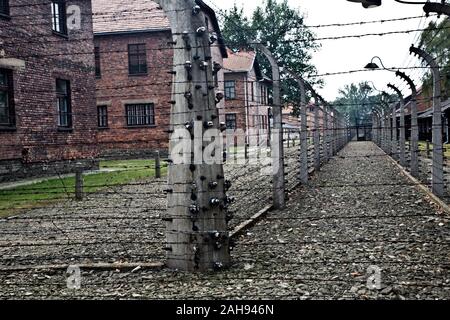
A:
[401, 88, 450, 142]
[93, 0, 228, 158]
[0, 0, 98, 182]
[223, 49, 271, 146]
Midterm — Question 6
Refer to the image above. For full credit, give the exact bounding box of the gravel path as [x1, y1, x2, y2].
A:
[0, 141, 449, 299]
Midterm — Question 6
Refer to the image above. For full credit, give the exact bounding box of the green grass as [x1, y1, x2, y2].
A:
[418, 141, 450, 158]
[0, 159, 167, 218]
[99, 159, 157, 169]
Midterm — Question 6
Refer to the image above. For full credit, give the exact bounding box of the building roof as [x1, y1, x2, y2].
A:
[224, 49, 269, 81]
[92, 0, 228, 58]
[92, 0, 170, 35]
[418, 98, 450, 118]
[224, 49, 257, 73]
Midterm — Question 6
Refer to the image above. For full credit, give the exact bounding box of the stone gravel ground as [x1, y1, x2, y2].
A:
[0, 141, 449, 299]
[0, 145, 299, 269]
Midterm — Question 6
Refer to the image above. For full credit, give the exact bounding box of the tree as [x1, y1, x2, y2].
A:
[419, 17, 450, 100]
[220, 0, 321, 113]
[333, 82, 385, 126]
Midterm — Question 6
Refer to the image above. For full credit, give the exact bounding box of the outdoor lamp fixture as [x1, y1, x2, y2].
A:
[364, 56, 396, 72]
[347, 0, 450, 16]
[347, 0, 381, 8]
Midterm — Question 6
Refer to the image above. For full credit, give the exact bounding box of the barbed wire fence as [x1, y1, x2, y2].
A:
[0, 0, 449, 299]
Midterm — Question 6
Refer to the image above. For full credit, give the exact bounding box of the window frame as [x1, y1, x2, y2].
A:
[125, 103, 155, 127]
[51, 0, 68, 36]
[0, 68, 15, 129]
[97, 105, 108, 128]
[224, 80, 236, 100]
[0, 0, 10, 18]
[128, 43, 148, 76]
[225, 113, 237, 130]
[56, 78, 72, 129]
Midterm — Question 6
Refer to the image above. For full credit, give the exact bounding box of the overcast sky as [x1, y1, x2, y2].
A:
[209, 0, 441, 101]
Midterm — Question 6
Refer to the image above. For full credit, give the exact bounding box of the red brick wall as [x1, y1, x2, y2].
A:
[0, 0, 98, 165]
[94, 31, 173, 156]
[225, 73, 269, 130]
[224, 72, 248, 131]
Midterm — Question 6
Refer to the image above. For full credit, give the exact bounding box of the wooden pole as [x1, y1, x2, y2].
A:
[75, 162, 83, 201]
[155, 151, 161, 179]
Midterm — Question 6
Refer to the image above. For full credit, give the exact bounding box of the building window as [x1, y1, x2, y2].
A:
[0, 69, 14, 127]
[225, 80, 236, 100]
[126, 103, 155, 127]
[251, 81, 255, 102]
[56, 79, 72, 128]
[94, 46, 101, 78]
[128, 44, 147, 75]
[226, 113, 237, 130]
[0, 0, 10, 16]
[97, 105, 108, 128]
[51, 1, 67, 35]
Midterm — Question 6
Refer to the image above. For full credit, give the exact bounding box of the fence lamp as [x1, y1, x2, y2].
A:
[347, 1, 450, 17]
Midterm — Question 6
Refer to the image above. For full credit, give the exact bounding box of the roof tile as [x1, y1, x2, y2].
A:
[223, 49, 256, 73]
[92, 0, 170, 35]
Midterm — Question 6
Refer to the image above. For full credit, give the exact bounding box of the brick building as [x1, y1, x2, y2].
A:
[223, 49, 271, 146]
[401, 88, 450, 142]
[0, 0, 98, 182]
[93, 0, 228, 158]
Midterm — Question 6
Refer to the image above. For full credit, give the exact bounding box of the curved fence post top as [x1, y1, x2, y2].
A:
[284, 68, 307, 104]
[395, 70, 417, 95]
[387, 83, 404, 101]
[410, 45, 439, 69]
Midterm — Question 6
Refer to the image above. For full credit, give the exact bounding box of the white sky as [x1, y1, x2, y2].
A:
[208, 0, 441, 101]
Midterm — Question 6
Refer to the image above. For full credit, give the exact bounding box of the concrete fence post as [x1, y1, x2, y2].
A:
[155, 0, 230, 272]
[253, 43, 285, 210]
[396, 71, 419, 177]
[285, 71, 308, 185]
[388, 84, 406, 167]
[410, 45, 444, 197]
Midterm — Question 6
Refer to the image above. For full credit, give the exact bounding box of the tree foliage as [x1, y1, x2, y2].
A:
[419, 17, 450, 100]
[220, 0, 321, 113]
[333, 82, 387, 126]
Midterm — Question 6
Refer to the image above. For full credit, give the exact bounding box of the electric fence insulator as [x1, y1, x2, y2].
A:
[189, 205, 200, 215]
[216, 91, 224, 101]
[210, 198, 220, 206]
[184, 91, 192, 100]
[209, 32, 218, 44]
[209, 182, 218, 189]
[213, 262, 224, 271]
[196, 26, 207, 36]
[204, 121, 214, 129]
[219, 122, 227, 132]
[192, 5, 201, 15]
[200, 61, 209, 70]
